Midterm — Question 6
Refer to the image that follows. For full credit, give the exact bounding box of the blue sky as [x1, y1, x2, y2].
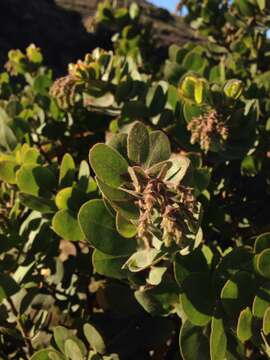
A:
[151, 0, 179, 12]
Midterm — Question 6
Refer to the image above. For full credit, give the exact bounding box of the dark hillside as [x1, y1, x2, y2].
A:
[0, 0, 202, 74]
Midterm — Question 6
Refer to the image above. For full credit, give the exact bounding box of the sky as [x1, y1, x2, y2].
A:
[150, 0, 179, 12]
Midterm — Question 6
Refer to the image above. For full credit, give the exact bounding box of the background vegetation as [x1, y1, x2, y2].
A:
[0, 0, 270, 359]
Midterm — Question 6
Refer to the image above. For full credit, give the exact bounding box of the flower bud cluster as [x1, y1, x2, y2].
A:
[187, 109, 228, 152]
[49, 75, 78, 109]
[129, 167, 199, 249]
[50, 50, 111, 109]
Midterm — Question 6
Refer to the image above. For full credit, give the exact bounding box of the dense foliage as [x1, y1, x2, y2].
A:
[0, 0, 270, 359]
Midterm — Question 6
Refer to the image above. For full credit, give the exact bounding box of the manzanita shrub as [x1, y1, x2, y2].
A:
[0, 0, 270, 359]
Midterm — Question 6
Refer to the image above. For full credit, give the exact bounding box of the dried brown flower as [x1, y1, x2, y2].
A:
[128, 167, 199, 249]
[49, 75, 78, 109]
[187, 109, 228, 152]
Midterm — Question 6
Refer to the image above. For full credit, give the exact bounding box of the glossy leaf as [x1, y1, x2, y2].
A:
[236, 307, 253, 342]
[145, 131, 171, 168]
[210, 316, 227, 360]
[116, 212, 137, 238]
[257, 249, 270, 279]
[92, 249, 127, 280]
[59, 153, 75, 188]
[252, 282, 270, 319]
[127, 121, 149, 165]
[180, 320, 210, 360]
[52, 209, 84, 241]
[181, 273, 214, 326]
[83, 323, 106, 354]
[263, 307, 270, 335]
[78, 199, 135, 255]
[0, 160, 17, 184]
[19, 192, 56, 213]
[89, 144, 129, 188]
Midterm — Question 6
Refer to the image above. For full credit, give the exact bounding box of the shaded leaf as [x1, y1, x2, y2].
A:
[89, 144, 128, 188]
[83, 323, 106, 354]
[78, 199, 135, 255]
[180, 320, 210, 360]
[52, 209, 84, 241]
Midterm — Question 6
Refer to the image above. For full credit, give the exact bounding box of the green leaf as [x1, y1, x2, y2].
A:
[59, 153, 75, 188]
[30, 349, 64, 360]
[54, 326, 86, 356]
[254, 233, 270, 254]
[236, 0, 254, 16]
[122, 100, 149, 119]
[129, 2, 140, 19]
[174, 249, 209, 285]
[0, 274, 20, 303]
[183, 51, 207, 73]
[0, 160, 18, 184]
[17, 164, 56, 195]
[55, 187, 73, 210]
[236, 307, 253, 342]
[210, 316, 227, 360]
[23, 148, 40, 164]
[124, 249, 163, 272]
[116, 212, 137, 238]
[165, 156, 190, 185]
[135, 283, 179, 316]
[257, 249, 270, 279]
[181, 273, 213, 326]
[178, 74, 197, 102]
[194, 80, 203, 104]
[54, 326, 72, 353]
[33, 74, 52, 95]
[83, 323, 106, 354]
[183, 103, 203, 123]
[92, 249, 128, 280]
[263, 307, 270, 335]
[0, 110, 17, 151]
[52, 209, 84, 241]
[108, 198, 139, 221]
[78, 199, 135, 255]
[107, 133, 127, 158]
[221, 271, 254, 317]
[89, 144, 129, 188]
[55, 187, 86, 212]
[257, 0, 265, 10]
[223, 79, 244, 100]
[180, 320, 210, 360]
[127, 121, 150, 165]
[96, 177, 132, 202]
[147, 266, 167, 286]
[64, 339, 84, 360]
[145, 131, 171, 168]
[19, 192, 56, 214]
[252, 282, 270, 319]
[146, 85, 167, 117]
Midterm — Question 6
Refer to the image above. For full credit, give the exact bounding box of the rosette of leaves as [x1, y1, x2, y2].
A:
[5, 44, 43, 76]
[178, 73, 256, 158]
[78, 121, 202, 284]
[50, 48, 138, 112]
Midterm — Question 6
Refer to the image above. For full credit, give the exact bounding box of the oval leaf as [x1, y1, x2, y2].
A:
[89, 144, 128, 188]
[78, 199, 135, 255]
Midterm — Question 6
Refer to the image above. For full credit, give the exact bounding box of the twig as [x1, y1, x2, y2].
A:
[7, 297, 34, 357]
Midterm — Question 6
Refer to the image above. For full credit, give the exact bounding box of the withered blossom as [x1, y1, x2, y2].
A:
[187, 109, 228, 152]
[126, 166, 199, 249]
[49, 75, 78, 109]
